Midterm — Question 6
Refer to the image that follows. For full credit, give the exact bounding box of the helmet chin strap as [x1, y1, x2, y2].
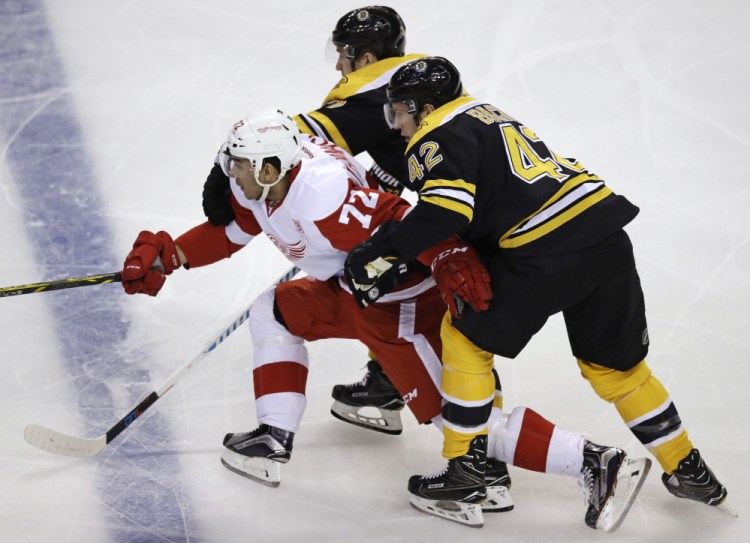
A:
[253, 168, 286, 202]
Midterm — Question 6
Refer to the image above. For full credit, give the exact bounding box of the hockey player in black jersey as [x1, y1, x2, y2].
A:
[200, 6, 509, 481]
[202, 6, 417, 224]
[345, 56, 729, 527]
[200, 6, 424, 436]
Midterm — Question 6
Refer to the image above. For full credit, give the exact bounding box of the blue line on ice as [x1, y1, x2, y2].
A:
[0, 2, 192, 541]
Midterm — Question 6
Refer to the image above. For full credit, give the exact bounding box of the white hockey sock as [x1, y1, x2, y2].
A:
[495, 406, 584, 475]
[249, 287, 309, 433]
[546, 428, 585, 477]
[487, 407, 507, 460]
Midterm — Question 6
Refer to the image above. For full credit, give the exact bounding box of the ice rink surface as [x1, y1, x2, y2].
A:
[1, 0, 748, 541]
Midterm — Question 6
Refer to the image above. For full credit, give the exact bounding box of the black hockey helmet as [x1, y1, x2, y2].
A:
[331, 6, 406, 62]
[385, 57, 463, 121]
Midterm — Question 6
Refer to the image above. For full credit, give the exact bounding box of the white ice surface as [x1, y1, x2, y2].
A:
[1, 1, 748, 542]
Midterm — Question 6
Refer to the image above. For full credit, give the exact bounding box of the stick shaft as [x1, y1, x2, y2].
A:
[104, 265, 301, 444]
[25, 265, 302, 455]
[0, 272, 122, 298]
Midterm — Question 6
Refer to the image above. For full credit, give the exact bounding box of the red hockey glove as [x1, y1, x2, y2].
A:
[427, 243, 492, 318]
[121, 231, 181, 296]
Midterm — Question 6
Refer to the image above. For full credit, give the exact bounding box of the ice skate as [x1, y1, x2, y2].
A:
[408, 435, 488, 527]
[330, 359, 405, 435]
[578, 440, 651, 532]
[221, 424, 294, 487]
[662, 449, 732, 514]
[483, 457, 513, 512]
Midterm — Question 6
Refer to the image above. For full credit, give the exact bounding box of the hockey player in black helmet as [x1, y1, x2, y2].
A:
[200, 8, 482, 454]
[199, 6, 422, 442]
[202, 5, 415, 228]
[383, 56, 464, 140]
[345, 55, 730, 525]
[198, 7, 515, 515]
[328, 5, 405, 73]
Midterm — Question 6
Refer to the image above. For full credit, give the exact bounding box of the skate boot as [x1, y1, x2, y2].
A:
[483, 457, 513, 512]
[330, 359, 405, 435]
[578, 440, 651, 532]
[408, 435, 488, 527]
[661, 449, 727, 506]
[221, 424, 294, 487]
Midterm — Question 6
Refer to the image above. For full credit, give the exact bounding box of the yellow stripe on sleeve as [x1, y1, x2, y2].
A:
[421, 195, 474, 221]
[421, 178, 476, 195]
[293, 114, 314, 136]
[305, 111, 352, 154]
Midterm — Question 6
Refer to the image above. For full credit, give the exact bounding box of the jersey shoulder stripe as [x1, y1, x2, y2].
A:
[406, 96, 483, 152]
[294, 113, 329, 139]
[322, 53, 426, 103]
[300, 111, 352, 154]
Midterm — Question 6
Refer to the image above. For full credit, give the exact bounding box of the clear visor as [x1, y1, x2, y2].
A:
[383, 101, 417, 129]
[218, 144, 234, 176]
[383, 103, 397, 129]
[324, 38, 354, 63]
[218, 143, 253, 177]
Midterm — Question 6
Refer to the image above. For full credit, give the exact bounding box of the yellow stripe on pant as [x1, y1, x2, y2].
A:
[577, 359, 693, 473]
[441, 312, 495, 459]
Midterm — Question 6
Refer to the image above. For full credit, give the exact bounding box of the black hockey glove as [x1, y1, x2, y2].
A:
[344, 221, 411, 308]
[367, 163, 405, 196]
[345, 252, 412, 308]
[202, 164, 235, 225]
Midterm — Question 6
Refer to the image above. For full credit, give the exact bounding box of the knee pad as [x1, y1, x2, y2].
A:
[250, 288, 309, 433]
[577, 358, 651, 403]
[441, 313, 494, 374]
[249, 287, 307, 368]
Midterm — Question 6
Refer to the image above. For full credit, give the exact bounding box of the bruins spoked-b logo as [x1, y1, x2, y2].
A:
[414, 60, 428, 73]
[356, 9, 369, 21]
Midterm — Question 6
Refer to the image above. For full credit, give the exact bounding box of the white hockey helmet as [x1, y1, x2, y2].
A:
[223, 109, 302, 201]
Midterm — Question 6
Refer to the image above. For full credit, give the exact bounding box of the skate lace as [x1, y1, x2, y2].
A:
[578, 466, 595, 507]
[345, 370, 371, 389]
[423, 466, 449, 480]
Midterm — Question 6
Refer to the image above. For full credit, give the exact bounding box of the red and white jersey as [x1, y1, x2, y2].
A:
[224, 135, 384, 280]
[169, 135, 433, 301]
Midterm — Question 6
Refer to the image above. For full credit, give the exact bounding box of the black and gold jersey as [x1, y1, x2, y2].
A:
[294, 54, 425, 193]
[390, 96, 639, 263]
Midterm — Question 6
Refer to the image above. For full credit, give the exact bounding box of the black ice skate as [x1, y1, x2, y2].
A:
[220, 424, 294, 487]
[330, 359, 405, 435]
[483, 457, 513, 512]
[661, 449, 728, 506]
[578, 440, 651, 532]
[408, 435, 488, 527]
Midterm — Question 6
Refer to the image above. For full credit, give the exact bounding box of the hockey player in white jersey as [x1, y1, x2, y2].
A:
[120, 110, 650, 530]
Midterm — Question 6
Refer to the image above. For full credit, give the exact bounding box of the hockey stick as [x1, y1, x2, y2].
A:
[0, 272, 122, 298]
[24, 265, 302, 457]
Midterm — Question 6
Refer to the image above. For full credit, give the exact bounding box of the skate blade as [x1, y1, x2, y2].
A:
[482, 485, 514, 513]
[409, 495, 484, 527]
[716, 502, 739, 518]
[220, 450, 282, 488]
[597, 456, 652, 533]
[330, 400, 403, 435]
